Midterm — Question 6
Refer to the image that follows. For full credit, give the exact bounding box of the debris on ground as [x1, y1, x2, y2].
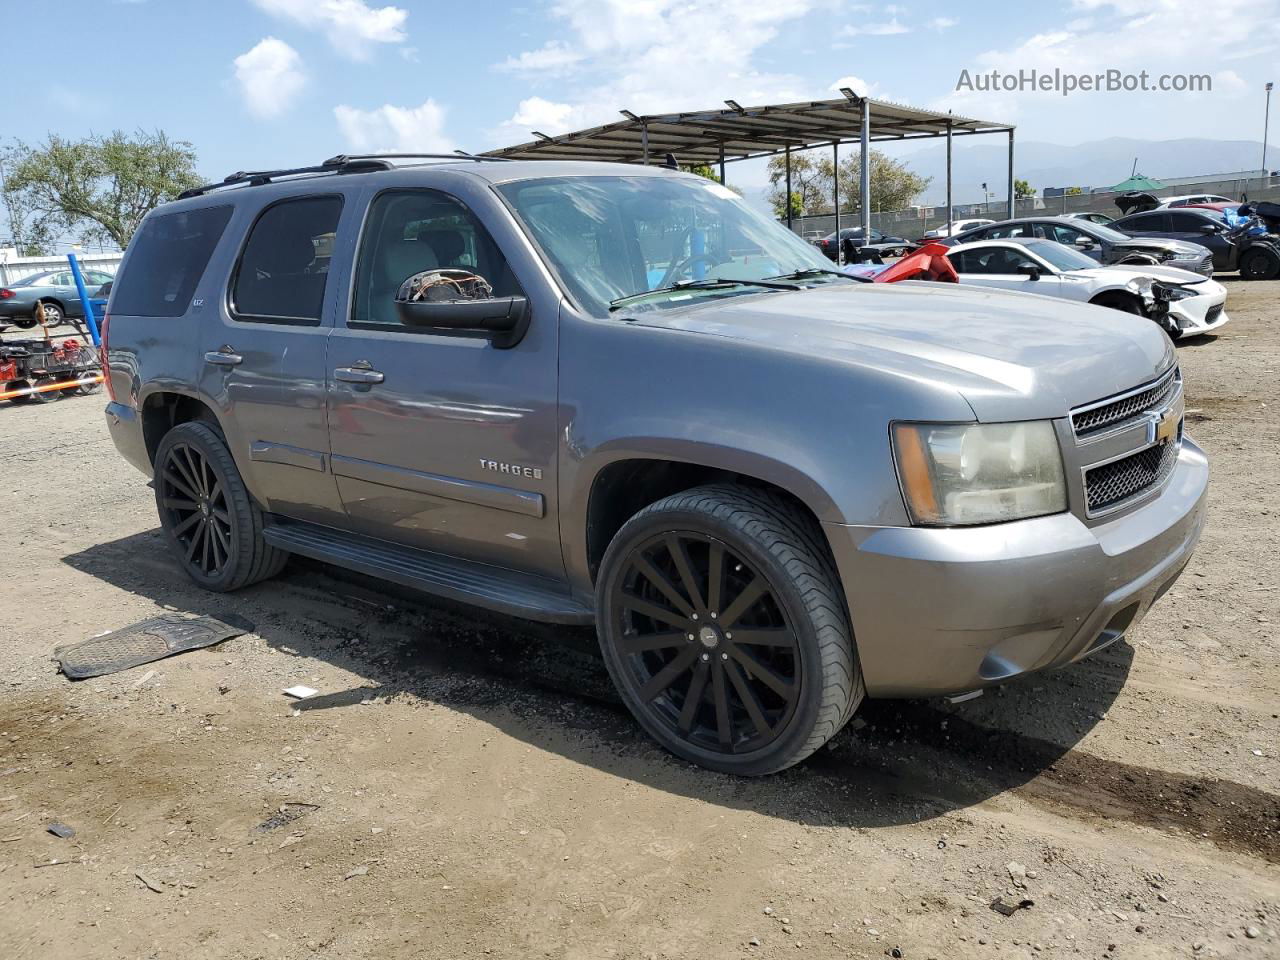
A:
[134, 871, 164, 893]
[283, 685, 319, 700]
[1007, 861, 1027, 888]
[46, 822, 75, 839]
[54, 614, 251, 679]
[343, 864, 369, 880]
[990, 897, 1035, 917]
[253, 802, 319, 833]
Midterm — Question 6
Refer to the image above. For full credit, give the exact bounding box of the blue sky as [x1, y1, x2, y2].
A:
[5, 0, 1279, 213]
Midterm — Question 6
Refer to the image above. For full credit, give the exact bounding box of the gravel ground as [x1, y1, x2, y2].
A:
[0, 285, 1277, 960]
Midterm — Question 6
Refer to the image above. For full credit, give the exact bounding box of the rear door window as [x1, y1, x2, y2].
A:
[1120, 213, 1169, 232]
[111, 205, 233, 317]
[231, 195, 343, 324]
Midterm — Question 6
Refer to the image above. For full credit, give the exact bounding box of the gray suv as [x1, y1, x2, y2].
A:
[102, 156, 1208, 775]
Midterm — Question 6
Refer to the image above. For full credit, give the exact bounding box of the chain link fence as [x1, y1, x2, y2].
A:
[785, 173, 1280, 240]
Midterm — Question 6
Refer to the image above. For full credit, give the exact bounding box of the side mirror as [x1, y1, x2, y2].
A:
[1199, 223, 1219, 234]
[1017, 264, 1041, 281]
[396, 294, 529, 348]
[1074, 236, 1096, 249]
[394, 269, 529, 348]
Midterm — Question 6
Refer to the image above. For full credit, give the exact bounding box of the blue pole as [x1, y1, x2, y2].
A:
[66, 252, 102, 346]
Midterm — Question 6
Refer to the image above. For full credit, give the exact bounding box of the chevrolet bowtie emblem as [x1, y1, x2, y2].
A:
[1153, 408, 1179, 444]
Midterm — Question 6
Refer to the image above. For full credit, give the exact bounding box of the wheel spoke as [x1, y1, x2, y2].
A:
[706, 541, 724, 615]
[201, 522, 213, 571]
[619, 592, 694, 630]
[168, 453, 200, 496]
[209, 516, 230, 560]
[665, 535, 705, 612]
[633, 555, 695, 618]
[212, 507, 230, 524]
[619, 631, 686, 655]
[172, 512, 201, 537]
[185, 521, 205, 562]
[719, 576, 767, 628]
[677, 660, 710, 733]
[711, 657, 732, 749]
[724, 658, 773, 738]
[637, 646, 700, 702]
[180, 448, 205, 497]
[209, 479, 225, 507]
[162, 497, 198, 512]
[728, 628, 794, 648]
[209, 523, 226, 568]
[729, 646, 797, 701]
[163, 469, 200, 502]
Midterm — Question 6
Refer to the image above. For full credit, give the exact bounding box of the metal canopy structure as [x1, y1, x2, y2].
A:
[484, 94, 1015, 258]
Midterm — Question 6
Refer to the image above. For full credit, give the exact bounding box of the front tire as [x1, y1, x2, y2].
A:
[37, 301, 64, 327]
[596, 484, 863, 775]
[1240, 246, 1280, 281]
[154, 421, 287, 592]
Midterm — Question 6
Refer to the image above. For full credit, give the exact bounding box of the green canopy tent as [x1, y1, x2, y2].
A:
[1110, 173, 1165, 192]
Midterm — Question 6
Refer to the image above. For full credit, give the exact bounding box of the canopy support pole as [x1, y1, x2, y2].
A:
[719, 144, 725, 185]
[1007, 128, 1015, 220]
[860, 104, 871, 238]
[641, 121, 649, 165]
[784, 145, 793, 230]
[832, 140, 841, 265]
[946, 120, 953, 235]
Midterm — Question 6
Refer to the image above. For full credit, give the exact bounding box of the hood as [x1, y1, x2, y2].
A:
[1095, 263, 1211, 285]
[627, 281, 1175, 422]
[1111, 236, 1207, 257]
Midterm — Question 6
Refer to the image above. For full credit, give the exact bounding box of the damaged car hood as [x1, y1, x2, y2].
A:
[626, 281, 1174, 422]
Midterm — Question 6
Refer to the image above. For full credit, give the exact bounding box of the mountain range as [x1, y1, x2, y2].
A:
[890, 136, 1273, 205]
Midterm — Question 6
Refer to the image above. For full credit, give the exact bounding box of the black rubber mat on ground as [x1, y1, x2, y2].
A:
[54, 613, 253, 679]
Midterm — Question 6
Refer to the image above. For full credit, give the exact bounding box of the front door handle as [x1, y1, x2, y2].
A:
[334, 364, 385, 384]
[204, 346, 242, 367]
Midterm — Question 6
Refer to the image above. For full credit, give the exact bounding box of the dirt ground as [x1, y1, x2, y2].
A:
[1, 284, 1277, 960]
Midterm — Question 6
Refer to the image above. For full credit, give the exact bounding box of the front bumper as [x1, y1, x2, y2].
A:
[824, 438, 1208, 698]
[1168, 293, 1229, 337]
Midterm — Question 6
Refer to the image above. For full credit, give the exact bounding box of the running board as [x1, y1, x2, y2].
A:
[262, 519, 594, 625]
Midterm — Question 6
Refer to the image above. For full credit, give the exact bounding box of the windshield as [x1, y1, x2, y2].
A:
[1023, 240, 1099, 271]
[496, 175, 832, 316]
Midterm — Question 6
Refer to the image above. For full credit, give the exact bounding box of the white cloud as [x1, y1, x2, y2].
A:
[839, 18, 910, 38]
[928, 16, 957, 30]
[334, 98, 454, 153]
[829, 75, 880, 100]
[250, 0, 407, 59]
[497, 42, 585, 75]
[233, 37, 306, 119]
[934, 0, 1280, 125]
[492, 0, 815, 144]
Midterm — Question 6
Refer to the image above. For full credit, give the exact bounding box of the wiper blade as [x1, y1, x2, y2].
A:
[607, 277, 798, 311]
[764, 267, 871, 283]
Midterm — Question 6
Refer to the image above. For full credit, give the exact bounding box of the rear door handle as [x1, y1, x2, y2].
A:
[334, 365, 385, 384]
[204, 347, 242, 367]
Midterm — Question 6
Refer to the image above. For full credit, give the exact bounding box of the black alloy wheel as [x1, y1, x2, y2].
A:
[1240, 246, 1280, 281]
[612, 529, 802, 755]
[159, 439, 234, 579]
[597, 485, 863, 775]
[153, 420, 288, 591]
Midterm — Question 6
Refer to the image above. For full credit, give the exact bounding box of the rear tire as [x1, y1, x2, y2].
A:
[596, 483, 863, 775]
[154, 421, 288, 592]
[1239, 246, 1280, 281]
[37, 302, 64, 327]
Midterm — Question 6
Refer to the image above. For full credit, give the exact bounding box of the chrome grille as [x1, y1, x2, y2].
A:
[1071, 367, 1179, 438]
[1084, 441, 1179, 512]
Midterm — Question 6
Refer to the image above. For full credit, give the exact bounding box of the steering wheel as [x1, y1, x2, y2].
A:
[656, 252, 719, 288]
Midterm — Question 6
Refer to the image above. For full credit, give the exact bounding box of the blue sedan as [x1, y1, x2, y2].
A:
[0, 268, 115, 329]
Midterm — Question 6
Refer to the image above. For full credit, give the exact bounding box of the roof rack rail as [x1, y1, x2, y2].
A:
[322, 152, 514, 165]
[178, 157, 392, 200]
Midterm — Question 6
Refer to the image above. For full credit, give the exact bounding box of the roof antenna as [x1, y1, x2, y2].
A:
[663, 153, 679, 170]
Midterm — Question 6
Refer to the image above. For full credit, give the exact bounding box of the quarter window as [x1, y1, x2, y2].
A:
[110, 205, 233, 317]
[351, 189, 520, 328]
[231, 195, 342, 323]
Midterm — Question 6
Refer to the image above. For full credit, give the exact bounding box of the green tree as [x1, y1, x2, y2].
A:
[1014, 178, 1036, 199]
[0, 145, 56, 256]
[5, 130, 200, 251]
[823, 149, 932, 215]
[683, 163, 740, 194]
[766, 151, 830, 216]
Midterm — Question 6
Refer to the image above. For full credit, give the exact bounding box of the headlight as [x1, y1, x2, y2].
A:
[1153, 283, 1198, 302]
[892, 421, 1067, 526]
